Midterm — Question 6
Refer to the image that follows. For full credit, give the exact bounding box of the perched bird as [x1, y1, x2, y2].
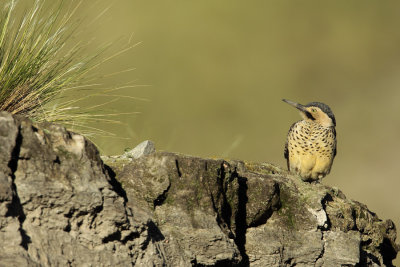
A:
[282, 99, 337, 181]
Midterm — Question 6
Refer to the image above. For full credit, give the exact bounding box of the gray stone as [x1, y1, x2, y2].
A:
[123, 140, 155, 159]
[0, 112, 398, 266]
[0, 115, 163, 266]
[320, 231, 360, 266]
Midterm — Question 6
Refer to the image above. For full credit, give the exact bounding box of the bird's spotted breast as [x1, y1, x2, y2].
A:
[286, 120, 336, 180]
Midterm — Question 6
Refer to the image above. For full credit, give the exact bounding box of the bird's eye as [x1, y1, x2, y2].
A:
[311, 108, 316, 112]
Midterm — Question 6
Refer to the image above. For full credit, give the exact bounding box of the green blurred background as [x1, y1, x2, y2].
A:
[61, 0, 400, 260]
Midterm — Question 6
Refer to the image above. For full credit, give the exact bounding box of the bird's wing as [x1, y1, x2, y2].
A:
[284, 140, 289, 170]
[284, 122, 296, 170]
[332, 127, 337, 158]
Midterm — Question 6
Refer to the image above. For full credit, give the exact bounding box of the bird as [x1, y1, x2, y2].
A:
[282, 99, 337, 181]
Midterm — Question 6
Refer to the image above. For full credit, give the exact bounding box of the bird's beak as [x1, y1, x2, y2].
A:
[282, 99, 307, 113]
[282, 99, 315, 121]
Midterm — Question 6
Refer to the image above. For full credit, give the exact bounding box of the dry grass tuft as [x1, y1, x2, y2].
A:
[0, 0, 141, 140]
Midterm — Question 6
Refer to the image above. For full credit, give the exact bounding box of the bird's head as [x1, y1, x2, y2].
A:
[282, 99, 336, 127]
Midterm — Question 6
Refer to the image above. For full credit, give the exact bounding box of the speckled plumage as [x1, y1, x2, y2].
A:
[283, 100, 337, 181]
